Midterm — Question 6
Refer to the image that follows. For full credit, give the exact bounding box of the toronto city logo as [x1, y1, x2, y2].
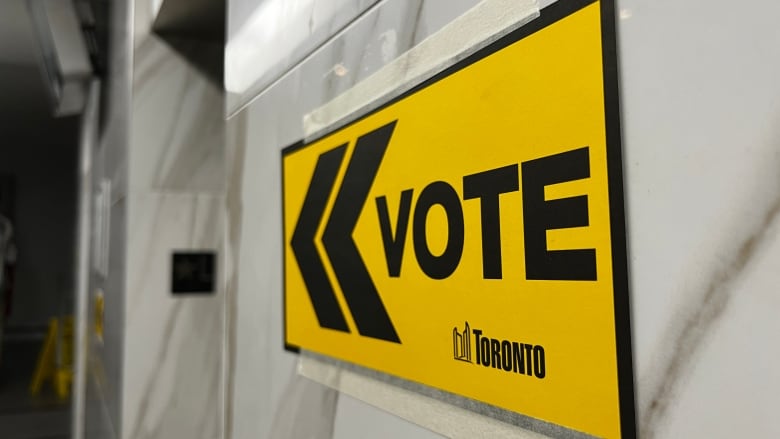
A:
[453, 322, 472, 363]
[451, 321, 547, 379]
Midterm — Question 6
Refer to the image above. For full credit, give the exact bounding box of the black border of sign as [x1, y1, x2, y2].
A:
[280, 0, 636, 437]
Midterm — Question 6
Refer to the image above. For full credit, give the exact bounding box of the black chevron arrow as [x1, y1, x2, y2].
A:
[290, 145, 350, 332]
[322, 121, 401, 343]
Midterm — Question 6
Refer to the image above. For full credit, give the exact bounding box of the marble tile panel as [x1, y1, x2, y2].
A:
[655, 219, 780, 438]
[86, 75, 129, 439]
[228, 0, 780, 437]
[122, 192, 224, 439]
[85, 372, 120, 439]
[226, 109, 295, 438]
[616, 0, 780, 436]
[85, 180, 128, 439]
[131, 36, 225, 194]
[222, 112, 246, 439]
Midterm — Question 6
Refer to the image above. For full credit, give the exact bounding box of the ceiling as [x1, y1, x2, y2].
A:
[0, 0, 57, 127]
[0, 0, 40, 67]
[0, 0, 222, 126]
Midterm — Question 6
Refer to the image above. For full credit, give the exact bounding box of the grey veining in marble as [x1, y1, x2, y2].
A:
[115, 1, 228, 438]
[123, 193, 223, 439]
[617, 0, 780, 436]
[83, 0, 228, 438]
[640, 188, 780, 437]
[132, 37, 225, 194]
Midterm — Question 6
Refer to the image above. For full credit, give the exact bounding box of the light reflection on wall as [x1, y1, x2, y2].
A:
[225, 0, 371, 94]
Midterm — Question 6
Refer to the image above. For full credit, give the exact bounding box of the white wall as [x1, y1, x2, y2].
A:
[84, 1, 226, 438]
[84, 0, 131, 437]
[84, 0, 780, 437]
[224, 0, 780, 438]
[119, 1, 226, 438]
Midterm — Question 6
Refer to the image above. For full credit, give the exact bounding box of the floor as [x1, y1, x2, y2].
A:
[0, 338, 70, 439]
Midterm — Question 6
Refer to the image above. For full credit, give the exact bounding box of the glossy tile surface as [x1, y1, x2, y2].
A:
[121, 25, 226, 439]
[225, 0, 780, 437]
[84, 0, 132, 437]
[84, 0, 229, 437]
[122, 192, 223, 439]
[617, 0, 780, 436]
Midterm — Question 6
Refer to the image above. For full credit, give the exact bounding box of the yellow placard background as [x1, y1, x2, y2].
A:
[284, 3, 621, 437]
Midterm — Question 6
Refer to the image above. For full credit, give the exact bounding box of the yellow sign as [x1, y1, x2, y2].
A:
[282, 0, 634, 437]
[31, 316, 73, 399]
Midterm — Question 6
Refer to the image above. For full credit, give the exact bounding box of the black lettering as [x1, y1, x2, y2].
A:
[473, 329, 483, 365]
[321, 122, 401, 342]
[462, 165, 519, 279]
[524, 343, 533, 375]
[375, 189, 414, 277]
[521, 147, 597, 280]
[512, 342, 524, 374]
[491, 339, 501, 369]
[534, 345, 546, 378]
[480, 338, 491, 366]
[413, 181, 464, 279]
[500, 340, 512, 371]
[290, 145, 351, 332]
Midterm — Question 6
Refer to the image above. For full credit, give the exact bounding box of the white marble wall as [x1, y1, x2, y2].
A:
[131, 37, 224, 194]
[84, 0, 132, 437]
[84, 0, 780, 436]
[123, 192, 223, 439]
[225, 0, 780, 438]
[618, 0, 780, 436]
[116, 0, 227, 438]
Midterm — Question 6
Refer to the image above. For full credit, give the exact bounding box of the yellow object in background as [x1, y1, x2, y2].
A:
[29, 318, 57, 396]
[94, 291, 104, 342]
[30, 316, 73, 399]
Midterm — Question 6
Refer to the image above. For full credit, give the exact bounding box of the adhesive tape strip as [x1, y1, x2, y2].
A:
[299, 350, 595, 438]
[303, 0, 542, 139]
